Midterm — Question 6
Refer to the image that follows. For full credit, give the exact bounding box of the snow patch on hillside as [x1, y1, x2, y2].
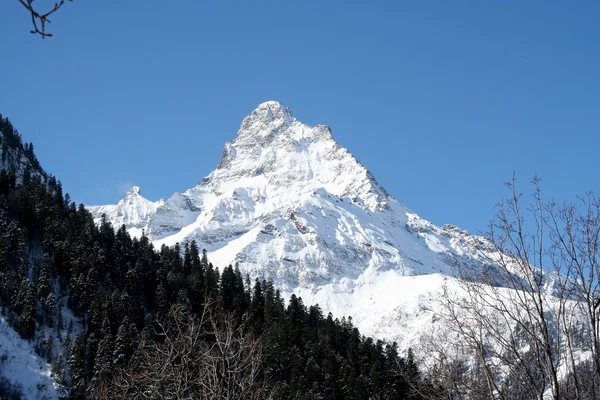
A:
[0, 311, 66, 400]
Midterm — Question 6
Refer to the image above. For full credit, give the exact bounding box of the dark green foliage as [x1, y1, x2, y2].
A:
[112, 316, 138, 367]
[219, 264, 249, 317]
[18, 282, 36, 339]
[204, 260, 220, 301]
[69, 334, 86, 399]
[93, 318, 114, 382]
[0, 119, 440, 399]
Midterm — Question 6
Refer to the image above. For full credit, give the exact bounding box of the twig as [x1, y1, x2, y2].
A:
[16, 0, 72, 38]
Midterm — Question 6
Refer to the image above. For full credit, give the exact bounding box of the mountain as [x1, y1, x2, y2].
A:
[89, 101, 498, 347]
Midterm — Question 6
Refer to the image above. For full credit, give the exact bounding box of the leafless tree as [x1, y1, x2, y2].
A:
[92, 303, 268, 400]
[423, 175, 600, 399]
[16, 0, 72, 38]
[546, 190, 600, 398]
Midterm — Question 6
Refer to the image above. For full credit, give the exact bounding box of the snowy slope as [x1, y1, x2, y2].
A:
[0, 312, 66, 399]
[88, 101, 501, 349]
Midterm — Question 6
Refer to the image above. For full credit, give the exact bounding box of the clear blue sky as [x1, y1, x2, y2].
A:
[0, 1, 598, 234]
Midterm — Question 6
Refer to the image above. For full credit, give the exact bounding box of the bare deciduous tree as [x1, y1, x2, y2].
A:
[92, 303, 268, 400]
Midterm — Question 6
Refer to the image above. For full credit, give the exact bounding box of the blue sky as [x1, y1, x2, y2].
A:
[0, 1, 598, 234]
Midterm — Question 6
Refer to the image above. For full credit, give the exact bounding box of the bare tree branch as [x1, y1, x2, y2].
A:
[91, 303, 269, 399]
[16, 0, 72, 38]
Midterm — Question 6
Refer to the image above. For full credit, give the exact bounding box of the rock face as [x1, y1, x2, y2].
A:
[88, 101, 499, 347]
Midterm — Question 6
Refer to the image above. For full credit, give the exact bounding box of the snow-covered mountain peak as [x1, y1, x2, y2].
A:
[211, 101, 386, 213]
[88, 102, 507, 349]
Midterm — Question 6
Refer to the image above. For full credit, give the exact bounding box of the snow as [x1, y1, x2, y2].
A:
[207, 226, 262, 268]
[0, 311, 66, 400]
[293, 272, 451, 347]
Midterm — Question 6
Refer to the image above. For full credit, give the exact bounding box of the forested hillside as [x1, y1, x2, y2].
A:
[0, 115, 439, 399]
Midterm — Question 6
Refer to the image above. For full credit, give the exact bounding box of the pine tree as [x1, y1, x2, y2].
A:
[85, 331, 99, 382]
[69, 334, 86, 399]
[124, 263, 144, 325]
[233, 263, 250, 316]
[113, 225, 133, 283]
[219, 265, 237, 312]
[19, 282, 36, 339]
[369, 339, 385, 395]
[113, 316, 138, 367]
[183, 242, 192, 275]
[37, 253, 52, 300]
[190, 240, 200, 271]
[249, 279, 265, 333]
[93, 317, 115, 380]
[286, 294, 306, 346]
[87, 293, 103, 334]
[187, 242, 205, 313]
[155, 281, 169, 315]
[204, 261, 219, 301]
